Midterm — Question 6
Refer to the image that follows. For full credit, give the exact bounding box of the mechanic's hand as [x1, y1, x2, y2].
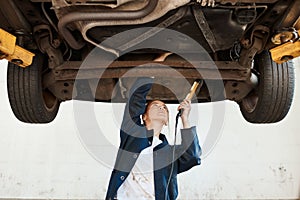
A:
[178, 99, 191, 128]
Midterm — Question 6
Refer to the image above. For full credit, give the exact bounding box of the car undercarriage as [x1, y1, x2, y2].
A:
[0, 0, 299, 123]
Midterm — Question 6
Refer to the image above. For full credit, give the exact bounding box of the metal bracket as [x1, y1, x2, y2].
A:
[239, 25, 269, 67]
[33, 25, 63, 68]
[33, 24, 61, 52]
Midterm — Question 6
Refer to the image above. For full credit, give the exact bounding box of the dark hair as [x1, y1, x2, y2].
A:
[143, 100, 169, 125]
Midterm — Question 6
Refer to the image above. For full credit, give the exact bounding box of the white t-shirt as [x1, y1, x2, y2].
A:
[117, 136, 162, 200]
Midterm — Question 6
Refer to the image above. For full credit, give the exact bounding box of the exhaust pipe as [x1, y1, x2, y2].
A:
[58, 0, 158, 50]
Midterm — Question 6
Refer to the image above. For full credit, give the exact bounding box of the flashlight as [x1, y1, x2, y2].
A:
[178, 79, 203, 116]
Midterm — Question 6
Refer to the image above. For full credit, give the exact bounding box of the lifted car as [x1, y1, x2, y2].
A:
[0, 0, 299, 123]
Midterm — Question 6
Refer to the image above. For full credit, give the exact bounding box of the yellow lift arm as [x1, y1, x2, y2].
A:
[270, 29, 300, 64]
[0, 28, 34, 68]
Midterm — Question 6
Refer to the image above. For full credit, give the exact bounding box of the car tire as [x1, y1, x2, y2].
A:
[7, 53, 60, 123]
[239, 50, 295, 123]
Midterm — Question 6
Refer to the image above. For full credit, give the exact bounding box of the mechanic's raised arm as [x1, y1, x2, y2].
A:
[120, 77, 153, 136]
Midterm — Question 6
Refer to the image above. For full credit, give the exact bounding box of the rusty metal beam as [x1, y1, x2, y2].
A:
[48, 60, 250, 82]
[55, 60, 248, 70]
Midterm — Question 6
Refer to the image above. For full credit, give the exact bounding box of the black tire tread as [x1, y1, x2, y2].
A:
[240, 51, 295, 123]
[7, 54, 60, 123]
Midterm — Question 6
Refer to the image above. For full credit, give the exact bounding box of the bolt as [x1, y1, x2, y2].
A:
[0, 51, 6, 57]
[232, 89, 239, 95]
[15, 30, 25, 35]
[11, 59, 23, 65]
[53, 39, 61, 47]
[232, 82, 238, 87]
[281, 55, 293, 62]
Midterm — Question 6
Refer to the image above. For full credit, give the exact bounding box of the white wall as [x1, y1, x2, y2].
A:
[0, 59, 299, 199]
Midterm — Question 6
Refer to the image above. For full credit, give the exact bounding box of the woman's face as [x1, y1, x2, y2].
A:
[143, 100, 169, 125]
